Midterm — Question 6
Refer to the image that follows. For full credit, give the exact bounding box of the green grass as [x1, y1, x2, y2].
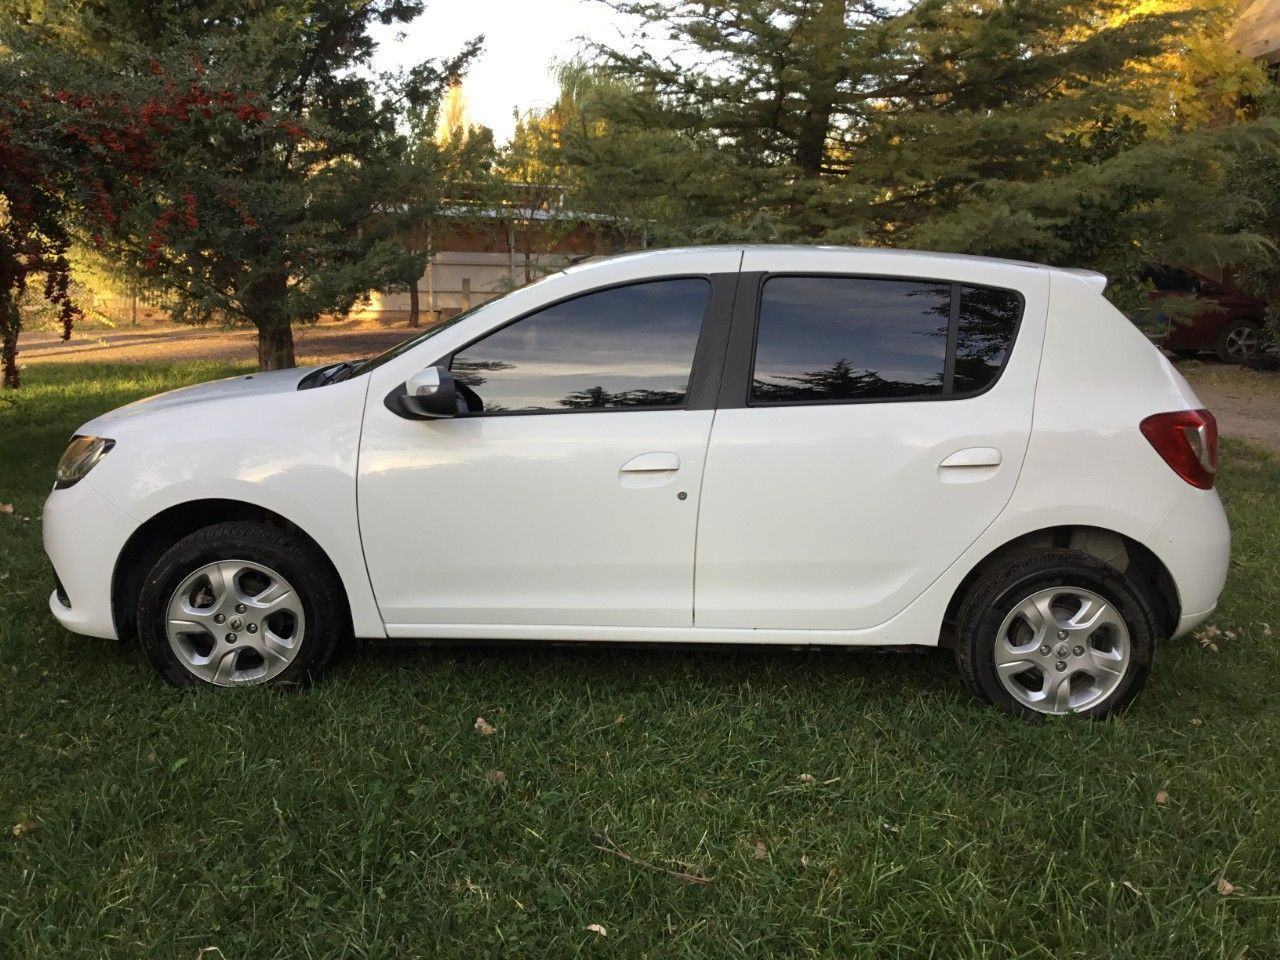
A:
[3, 363, 1280, 959]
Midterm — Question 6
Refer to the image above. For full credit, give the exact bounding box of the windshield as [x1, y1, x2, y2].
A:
[354, 298, 500, 376]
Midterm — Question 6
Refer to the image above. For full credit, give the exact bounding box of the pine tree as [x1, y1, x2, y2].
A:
[563, 0, 1277, 308]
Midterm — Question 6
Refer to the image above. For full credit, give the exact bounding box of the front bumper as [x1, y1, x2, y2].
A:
[43, 479, 138, 640]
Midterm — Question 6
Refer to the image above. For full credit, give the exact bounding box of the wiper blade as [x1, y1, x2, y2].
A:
[319, 361, 357, 385]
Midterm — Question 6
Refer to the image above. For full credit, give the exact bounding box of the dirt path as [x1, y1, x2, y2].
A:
[1178, 361, 1280, 457]
[17, 321, 417, 367]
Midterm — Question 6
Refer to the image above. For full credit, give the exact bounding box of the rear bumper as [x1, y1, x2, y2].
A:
[1175, 604, 1217, 639]
[42, 480, 138, 640]
[1146, 488, 1230, 639]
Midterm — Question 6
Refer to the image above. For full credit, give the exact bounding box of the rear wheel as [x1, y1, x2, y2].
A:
[137, 521, 345, 687]
[1214, 319, 1262, 364]
[954, 549, 1155, 719]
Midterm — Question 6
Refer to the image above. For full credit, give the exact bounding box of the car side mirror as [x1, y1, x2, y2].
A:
[398, 365, 458, 419]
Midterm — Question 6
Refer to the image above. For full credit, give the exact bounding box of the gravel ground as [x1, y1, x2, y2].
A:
[1178, 359, 1280, 457]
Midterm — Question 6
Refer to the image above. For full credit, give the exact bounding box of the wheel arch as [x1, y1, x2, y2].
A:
[942, 525, 1180, 643]
[111, 498, 352, 641]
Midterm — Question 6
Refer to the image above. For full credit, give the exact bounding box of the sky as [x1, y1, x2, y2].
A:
[370, 0, 654, 144]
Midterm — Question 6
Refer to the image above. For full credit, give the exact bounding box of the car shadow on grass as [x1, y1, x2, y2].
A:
[345, 638, 962, 708]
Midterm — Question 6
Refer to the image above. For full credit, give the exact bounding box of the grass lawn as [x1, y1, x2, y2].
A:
[3, 363, 1280, 959]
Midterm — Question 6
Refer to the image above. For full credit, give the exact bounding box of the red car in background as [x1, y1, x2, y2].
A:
[1145, 267, 1269, 363]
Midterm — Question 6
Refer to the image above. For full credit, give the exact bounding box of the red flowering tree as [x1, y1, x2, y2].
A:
[0, 51, 280, 386]
[3, 1, 478, 378]
[0, 65, 158, 388]
[0, 99, 81, 389]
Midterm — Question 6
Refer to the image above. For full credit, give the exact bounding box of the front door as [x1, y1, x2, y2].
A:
[694, 254, 1047, 631]
[358, 274, 731, 629]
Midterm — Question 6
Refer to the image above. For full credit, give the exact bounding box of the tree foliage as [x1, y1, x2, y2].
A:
[0, 19, 190, 387]
[1223, 87, 1280, 344]
[2, 0, 479, 378]
[494, 104, 584, 284]
[561, 0, 1277, 310]
[382, 76, 494, 328]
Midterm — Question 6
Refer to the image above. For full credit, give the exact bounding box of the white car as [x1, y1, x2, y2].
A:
[43, 246, 1229, 717]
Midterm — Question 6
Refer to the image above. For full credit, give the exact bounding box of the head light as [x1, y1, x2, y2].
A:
[54, 436, 115, 489]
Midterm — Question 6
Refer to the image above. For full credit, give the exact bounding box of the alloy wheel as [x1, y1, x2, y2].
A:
[164, 559, 306, 686]
[992, 586, 1130, 715]
[1225, 325, 1260, 362]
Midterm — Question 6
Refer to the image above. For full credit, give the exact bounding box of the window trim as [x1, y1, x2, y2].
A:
[426, 273, 739, 419]
[718, 271, 1025, 410]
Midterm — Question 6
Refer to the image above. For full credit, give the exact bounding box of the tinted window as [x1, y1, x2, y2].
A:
[1142, 267, 1200, 293]
[751, 277, 951, 403]
[451, 278, 708, 414]
[953, 286, 1022, 395]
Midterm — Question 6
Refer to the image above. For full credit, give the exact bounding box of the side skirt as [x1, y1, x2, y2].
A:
[380, 622, 937, 647]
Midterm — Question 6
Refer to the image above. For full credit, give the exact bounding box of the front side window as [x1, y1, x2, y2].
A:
[450, 278, 709, 414]
[750, 276, 1021, 404]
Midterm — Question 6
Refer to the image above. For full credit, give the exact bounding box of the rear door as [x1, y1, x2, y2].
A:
[694, 251, 1048, 631]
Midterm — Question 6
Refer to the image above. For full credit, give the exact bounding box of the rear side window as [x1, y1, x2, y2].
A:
[752, 277, 949, 402]
[451, 278, 709, 414]
[750, 276, 1021, 404]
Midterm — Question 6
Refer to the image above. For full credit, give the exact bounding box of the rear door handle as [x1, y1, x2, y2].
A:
[939, 447, 1002, 469]
[620, 452, 681, 473]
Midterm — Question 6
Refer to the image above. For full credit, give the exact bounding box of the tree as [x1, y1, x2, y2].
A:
[1224, 86, 1280, 348]
[562, 0, 1276, 310]
[0, 20, 192, 387]
[9, 0, 480, 371]
[0, 92, 81, 389]
[494, 104, 583, 285]
[383, 75, 494, 329]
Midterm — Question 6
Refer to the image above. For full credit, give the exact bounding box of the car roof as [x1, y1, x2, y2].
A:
[563, 244, 1108, 292]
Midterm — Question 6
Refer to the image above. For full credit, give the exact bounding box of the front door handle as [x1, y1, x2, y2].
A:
[620, 452, 681, 473]
[939, 447, 1002, 469]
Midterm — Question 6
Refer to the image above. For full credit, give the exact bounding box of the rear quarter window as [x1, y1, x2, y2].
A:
[953, 285, 1022, 395]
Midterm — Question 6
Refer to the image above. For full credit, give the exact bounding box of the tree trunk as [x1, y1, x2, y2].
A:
[1, 295, 21, 390]
[426, 249, 435, 326]
[244, 269, 294, 371]
[256, 322, 295, 370]
[408, 279, 420, 328]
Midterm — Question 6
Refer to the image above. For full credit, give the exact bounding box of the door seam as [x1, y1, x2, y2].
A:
[351, 375, 389, 637]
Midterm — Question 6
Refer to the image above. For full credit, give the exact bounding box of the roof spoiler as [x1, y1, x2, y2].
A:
[1059, 267, 1108, 293]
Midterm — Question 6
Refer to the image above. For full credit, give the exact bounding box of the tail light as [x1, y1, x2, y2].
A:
[1139, 409, 1218, 489]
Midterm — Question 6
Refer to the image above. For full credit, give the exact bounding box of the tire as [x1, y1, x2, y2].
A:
[1214, 319, 1262, 364]
[953, 549, 1156, 719]
[137, 521, 346, 688]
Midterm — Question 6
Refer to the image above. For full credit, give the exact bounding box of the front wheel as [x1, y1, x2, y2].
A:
[137, 521, 346, 687]
[953, 549, 1156, 719]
